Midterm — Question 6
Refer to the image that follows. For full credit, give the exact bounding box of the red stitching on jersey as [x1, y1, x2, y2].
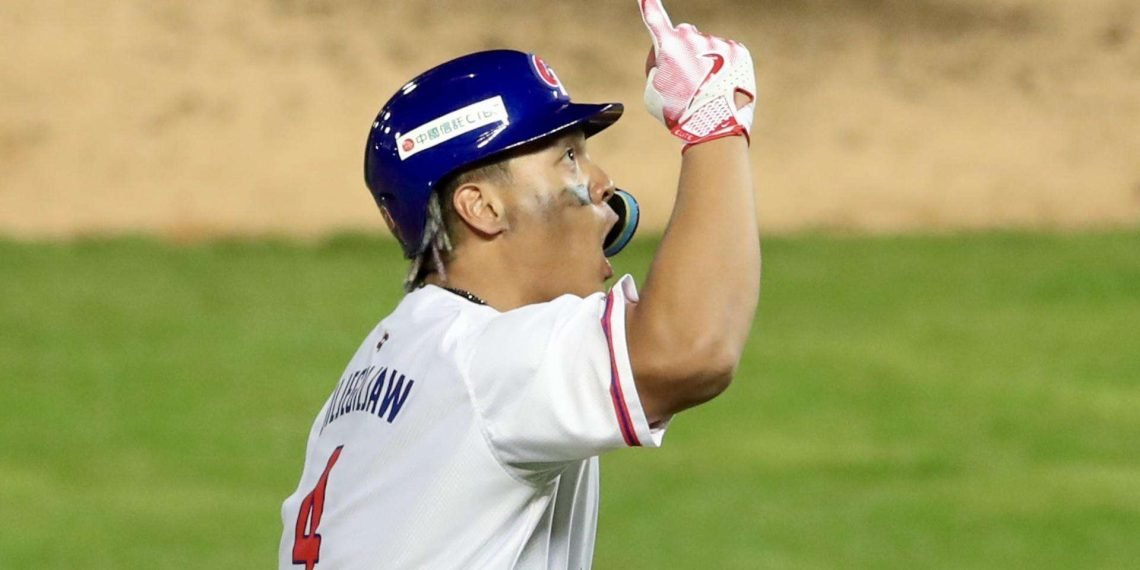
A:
[602, 290, 641, 447]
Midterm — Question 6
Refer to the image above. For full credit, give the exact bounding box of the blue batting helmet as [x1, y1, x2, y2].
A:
[364, 49, 639, 259]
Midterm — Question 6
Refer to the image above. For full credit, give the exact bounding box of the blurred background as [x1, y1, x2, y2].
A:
[2, 0, 1138, 568]
[3, 0, 1138, 237]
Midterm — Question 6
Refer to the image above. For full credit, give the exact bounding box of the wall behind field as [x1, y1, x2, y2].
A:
[2, 0, 1138, 239]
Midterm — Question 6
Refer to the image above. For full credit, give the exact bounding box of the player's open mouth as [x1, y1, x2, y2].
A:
[601, 211, 618, 247]
[601, 217, 616, 280]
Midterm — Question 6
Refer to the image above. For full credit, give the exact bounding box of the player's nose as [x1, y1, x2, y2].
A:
[595, 180, 616, 205]
[588, 165, 616, 205]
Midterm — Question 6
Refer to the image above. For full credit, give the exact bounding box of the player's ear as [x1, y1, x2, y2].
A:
[452, 181, 508, 238]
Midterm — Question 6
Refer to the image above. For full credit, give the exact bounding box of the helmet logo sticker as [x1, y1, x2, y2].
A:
[531, 55, 569, 97]
[395, 96, 510, 161]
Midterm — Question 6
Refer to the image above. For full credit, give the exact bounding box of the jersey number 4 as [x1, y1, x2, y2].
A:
[292, 445, 344, 570]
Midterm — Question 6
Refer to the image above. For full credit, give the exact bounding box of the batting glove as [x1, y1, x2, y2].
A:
[639, 0, 756, 148]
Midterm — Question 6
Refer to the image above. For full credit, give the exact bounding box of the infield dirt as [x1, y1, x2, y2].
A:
[2, 0, 1138, 238]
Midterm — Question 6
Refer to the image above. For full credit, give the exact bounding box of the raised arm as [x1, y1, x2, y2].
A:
[625, 0, 761, 423]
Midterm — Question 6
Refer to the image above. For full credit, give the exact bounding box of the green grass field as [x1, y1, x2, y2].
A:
[2, 231, 1138, 569]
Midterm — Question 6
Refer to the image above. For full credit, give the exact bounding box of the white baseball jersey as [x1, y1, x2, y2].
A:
[279, 274, 666, 569]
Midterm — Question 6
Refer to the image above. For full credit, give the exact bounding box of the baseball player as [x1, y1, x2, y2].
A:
[279, 0, 759, 567]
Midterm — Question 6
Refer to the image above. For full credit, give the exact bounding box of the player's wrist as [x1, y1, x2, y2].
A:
[680, 132, 750, 154]
[680, 130, 750, 153]
[674, 97, 753, 151]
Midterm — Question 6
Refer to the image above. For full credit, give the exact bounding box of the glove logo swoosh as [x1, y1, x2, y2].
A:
[697, 53, 725, 93]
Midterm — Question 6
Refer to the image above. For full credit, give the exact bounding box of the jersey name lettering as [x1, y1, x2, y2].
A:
[321, 365, 416, 430]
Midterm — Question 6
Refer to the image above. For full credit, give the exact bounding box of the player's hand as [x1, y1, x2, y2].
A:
[638, 0, 756, 147]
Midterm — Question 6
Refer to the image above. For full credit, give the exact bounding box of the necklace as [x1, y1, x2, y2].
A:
[441, 286, 487, 306]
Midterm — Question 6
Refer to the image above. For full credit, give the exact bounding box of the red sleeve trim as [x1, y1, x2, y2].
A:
[601, 291, 641, 447]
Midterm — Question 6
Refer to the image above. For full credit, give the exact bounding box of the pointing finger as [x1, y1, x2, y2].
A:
[639, 0, 675, 46]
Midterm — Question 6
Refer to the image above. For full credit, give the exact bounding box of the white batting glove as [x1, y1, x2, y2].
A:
[639, 0, 756, 148]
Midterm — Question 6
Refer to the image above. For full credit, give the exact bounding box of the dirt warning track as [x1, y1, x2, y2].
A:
[1, 0, 1138, 239]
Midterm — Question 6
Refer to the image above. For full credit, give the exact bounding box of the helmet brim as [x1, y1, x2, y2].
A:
[487, 101, 624, 157]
